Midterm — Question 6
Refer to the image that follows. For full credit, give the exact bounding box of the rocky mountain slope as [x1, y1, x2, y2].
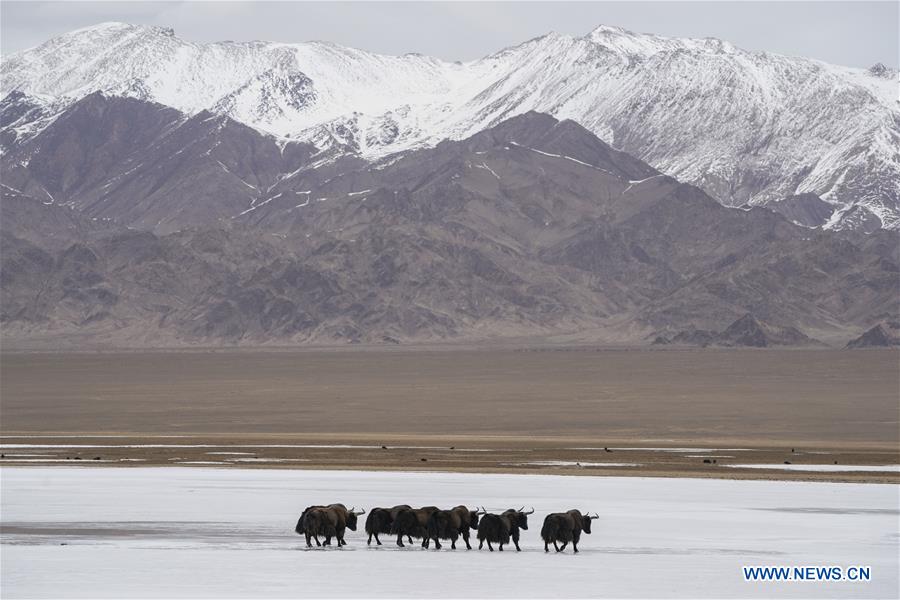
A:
[2, 22, 898, 230]
[2, 106, 896, 348]
[656, 314, 826, 348]
[845, 321, 900, 348]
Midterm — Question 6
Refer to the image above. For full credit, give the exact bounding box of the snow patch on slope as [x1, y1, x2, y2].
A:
[2, 22, 898, 229]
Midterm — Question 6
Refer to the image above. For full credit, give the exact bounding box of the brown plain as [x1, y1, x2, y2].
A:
[1, 348, 898, 482]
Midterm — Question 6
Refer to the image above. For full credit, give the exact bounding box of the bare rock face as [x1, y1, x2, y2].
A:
[845, 322, 900, 349]
[867, 63, 898, 79]
[0, 94, 320, 233]
[717, 314, 822, 348]
[766, 193, 835, 229]
[1, 102, 897, 348]
[660, 315, 825, 348]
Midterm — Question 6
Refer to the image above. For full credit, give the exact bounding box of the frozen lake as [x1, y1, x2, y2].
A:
[1, 467, 897, 598]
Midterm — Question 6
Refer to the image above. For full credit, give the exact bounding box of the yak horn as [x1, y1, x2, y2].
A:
[522, 506, 535, 515]
[353, 507, 366, 515]
[588, 512, 599, 519]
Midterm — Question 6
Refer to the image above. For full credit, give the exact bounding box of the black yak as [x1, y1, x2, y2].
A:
[476, 507, 533, 551]
[364, 507, 393, 546]
[390, 506, 438, 547]
[295, 504, 365, 548]
[295, 506, 335, 548]
[425, 506, 483, 550]
[540, 509, 597, 553]
[365, 505, 412, 546]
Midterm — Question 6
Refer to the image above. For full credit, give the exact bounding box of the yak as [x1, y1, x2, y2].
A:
[476, 507, 533, 551]
[295, 506, 335, 548]
[294, 504, 365, 548]
[365, 505, 412, 546]
[390, 506, 439, 547]
[364, 507, 393, 546]
[540, 509, 598, 553]
[425, 506, 483, 550]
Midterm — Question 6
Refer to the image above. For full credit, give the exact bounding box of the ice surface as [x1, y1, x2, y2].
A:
[1, 467, 897, 598]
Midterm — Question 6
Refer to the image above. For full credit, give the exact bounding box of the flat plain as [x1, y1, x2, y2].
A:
[1, 348, 897, 481]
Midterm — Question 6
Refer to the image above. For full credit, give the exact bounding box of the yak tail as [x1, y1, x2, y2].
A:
[540, 518, 556, 543]
[364, 510, 378, 534]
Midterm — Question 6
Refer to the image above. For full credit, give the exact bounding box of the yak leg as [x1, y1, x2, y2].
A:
[558, 541, 567, 552]
[512, 533, 521, 552]
[422, 537, 429, 549]
[367, 533, 373, 546]
[396, 534, 405, 547]
[498, 543, 504, 552]
[432, 537, 442, 550]
[553, 541, 561, 552]
[315, 534, 323, 547]
[450, 539, 456, 550]
[374, 532, 382, 546]
[544, 540, 549, 552]
[462, 530, 472, 550]
[479, 539, 484, 550]
[407, 536, 413, 544]
[305, 533, 313, 548]
[572, 530, 581, 553]
[487, 540, 494, 552]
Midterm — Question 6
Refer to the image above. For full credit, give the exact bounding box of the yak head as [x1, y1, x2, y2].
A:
[468, 507, 483, 529]
[511, 507, 534, 530]
[346, 507, 366, 531]
[582, 512, 599, 534]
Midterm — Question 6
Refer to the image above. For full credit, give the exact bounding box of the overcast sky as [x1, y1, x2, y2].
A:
[2, 1, 897, 69]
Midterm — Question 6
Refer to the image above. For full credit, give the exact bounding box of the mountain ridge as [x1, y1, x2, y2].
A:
[2, 103, 896, 348]
[2, 21, 898, 230]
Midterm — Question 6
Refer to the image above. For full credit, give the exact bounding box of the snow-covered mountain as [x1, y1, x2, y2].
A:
[2, 22, 898, 229]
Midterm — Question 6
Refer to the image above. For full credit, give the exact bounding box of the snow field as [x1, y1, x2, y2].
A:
[1, 467, 897, 598]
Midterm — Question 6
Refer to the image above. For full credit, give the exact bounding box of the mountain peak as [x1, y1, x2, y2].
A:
[72, 21, 173, 34]
[70, 21, 134, 33]
[585, 24, 737, 56]
[588, 24, 632, 36]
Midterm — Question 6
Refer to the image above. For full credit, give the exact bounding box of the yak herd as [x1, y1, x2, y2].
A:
[295, 504, 599, 553]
